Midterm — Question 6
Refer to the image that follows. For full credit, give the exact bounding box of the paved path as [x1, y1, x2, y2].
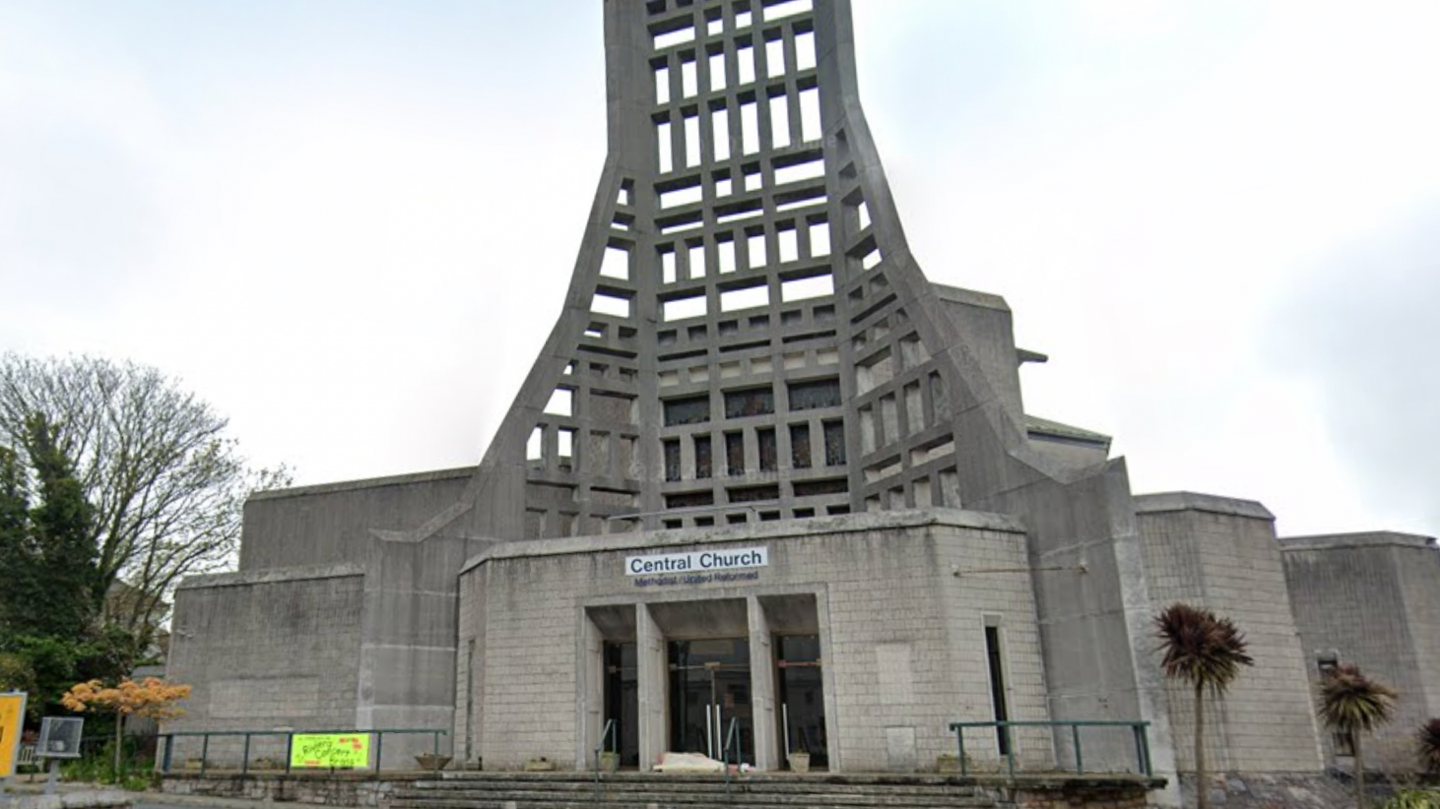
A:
[4, 784, 266, 809]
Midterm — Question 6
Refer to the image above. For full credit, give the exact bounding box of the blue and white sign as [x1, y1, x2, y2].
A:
[626, 547, 769, 576]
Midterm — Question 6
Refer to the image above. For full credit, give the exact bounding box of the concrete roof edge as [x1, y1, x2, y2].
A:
[1024, 414, 1112, 447]
[930, 283, 1010, 312]
[1277, 531, 1438, 552]
[248, 466, 477, 501]
[1132, 491, 1274, 521]
[176, 561, 365, 590]
[459, 508, 1025, 575]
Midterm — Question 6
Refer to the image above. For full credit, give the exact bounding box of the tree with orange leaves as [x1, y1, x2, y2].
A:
[62, 677, 191, 778]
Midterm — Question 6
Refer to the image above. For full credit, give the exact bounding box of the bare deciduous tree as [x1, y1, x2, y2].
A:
[0, 354, 288, 650]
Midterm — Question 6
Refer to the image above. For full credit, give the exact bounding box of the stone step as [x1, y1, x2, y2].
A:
[409, 775, 980, 795]
[394, 800, 967, 806]
[390, 775, 997, 809]
[393, 790, 992, 809]
[398, 781, 985, 800]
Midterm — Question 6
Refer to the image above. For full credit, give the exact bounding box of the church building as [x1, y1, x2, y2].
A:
[166, 2, 1440, 804]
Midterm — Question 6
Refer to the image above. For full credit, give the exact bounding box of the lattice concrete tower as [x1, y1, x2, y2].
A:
[423, 0, 1102, 543]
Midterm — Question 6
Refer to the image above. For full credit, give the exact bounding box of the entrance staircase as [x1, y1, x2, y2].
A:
[391, 772, 1002, 809]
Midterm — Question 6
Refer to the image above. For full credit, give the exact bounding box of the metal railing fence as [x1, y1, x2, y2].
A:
[948, 719, 1152, 780]
[156, 728, 447, 778]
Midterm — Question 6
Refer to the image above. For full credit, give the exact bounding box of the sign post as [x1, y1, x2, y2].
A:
[0, 692, 28, 793]
[36, 717, 84, 796]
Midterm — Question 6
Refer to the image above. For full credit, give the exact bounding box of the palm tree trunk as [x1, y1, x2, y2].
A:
[1195, 681, 1208, 809]
[1354, 733, 1365, 809]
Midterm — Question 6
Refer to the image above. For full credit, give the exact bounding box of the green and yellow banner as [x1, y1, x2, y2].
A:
[290, 733, 370, 768]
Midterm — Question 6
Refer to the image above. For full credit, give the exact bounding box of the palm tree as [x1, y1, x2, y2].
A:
[1318, 664, 1397, 809]
[1154, 603, 1254, 809]
[1416, 718, 1440, 781]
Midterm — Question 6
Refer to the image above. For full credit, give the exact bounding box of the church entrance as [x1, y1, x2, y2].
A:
[602, 641, 640, 768]
[778, 634, 827, 769]
[667, 638, 753, 764]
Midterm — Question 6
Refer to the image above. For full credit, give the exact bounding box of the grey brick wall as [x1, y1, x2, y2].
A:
[1135, 493, 1323, 774]
[1280, 533, 1440, 772]
[166, 564, 365, 767]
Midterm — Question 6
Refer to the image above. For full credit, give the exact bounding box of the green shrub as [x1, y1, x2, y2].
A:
[1381, 790, 1440, 809]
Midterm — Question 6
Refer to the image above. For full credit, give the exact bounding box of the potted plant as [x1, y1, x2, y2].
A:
[788, 743, 811, 773]
[415, 753, 452, 771]
[599, 750, 620, 773]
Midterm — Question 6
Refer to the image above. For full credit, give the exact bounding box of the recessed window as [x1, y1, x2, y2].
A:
[823, 420, 846, 466]
[726, 431, 745, 476]
[664, 395, 711, 426]
[695, 435, 713, 479]
[664, 439, 681, 482]
[725, 387, 775, 418]
[790, 424, 811, 469]
[789, 378, 841, 411]
[757, 427, 777, 472]
[729, 484, 779, 502]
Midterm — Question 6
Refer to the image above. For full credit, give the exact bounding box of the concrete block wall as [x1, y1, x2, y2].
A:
[456, 509, 1051, 774]
[238, 468, 474, 571]
[352, 532, 488, 766]
[977, 461, 1177, 786]
[169, 527, 490, 770]
[1280, 533, 1440, 772]
[1134, 493, 1323, 774]
[166, 565, 365, 767]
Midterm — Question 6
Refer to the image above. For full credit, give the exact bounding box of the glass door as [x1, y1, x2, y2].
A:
[603, 642, 639, 768]
[667, 638, 752, 764]
[778, 635, 827, 769]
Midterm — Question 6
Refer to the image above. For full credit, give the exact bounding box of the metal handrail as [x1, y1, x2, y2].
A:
[156, 728, 447, 779]
[947, 719, 1153, 780]
[593, 718, 617, 798]
[720, 717, 740, 794]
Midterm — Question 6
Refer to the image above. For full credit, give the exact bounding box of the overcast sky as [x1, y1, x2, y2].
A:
[2, 1, 1438, 538]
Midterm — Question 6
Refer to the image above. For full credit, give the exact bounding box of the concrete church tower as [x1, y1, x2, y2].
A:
[389, 0, 1110, 543]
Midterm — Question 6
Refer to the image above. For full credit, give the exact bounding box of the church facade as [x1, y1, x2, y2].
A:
[166, 1, 1440, 803]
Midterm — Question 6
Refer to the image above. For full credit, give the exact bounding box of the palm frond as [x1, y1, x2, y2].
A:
[1318, 664, 1398, 736]
[1418, 718, 1440, 774]
[1154, 602, 1255, 694]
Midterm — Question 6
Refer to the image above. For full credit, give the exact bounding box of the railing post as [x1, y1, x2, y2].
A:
[285, 733, 293, 775]
[1004, 723, 1015, 782]
[1135, 724, 1153, 777]
[200, 734, 209, 777]
[373, 732, 383, 780]
[1072, 725, 1083, 773]
[1131, 725, 1143, 776]
[242, 734, 251, 777]
[431, 731, 440, 772]
[161, 735, 172, 774]
[957, 727, 967, 776]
